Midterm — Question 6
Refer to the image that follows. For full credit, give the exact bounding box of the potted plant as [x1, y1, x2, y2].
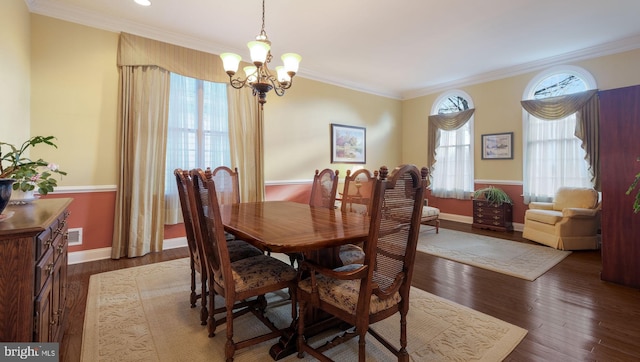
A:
[0, 136, 67, 201]
[473, 185, 512, 205]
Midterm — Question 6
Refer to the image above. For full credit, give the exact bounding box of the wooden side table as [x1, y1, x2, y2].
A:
[472, 199, 513, 232]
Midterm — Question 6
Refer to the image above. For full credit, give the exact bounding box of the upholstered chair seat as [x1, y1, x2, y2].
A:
[522, 187, 601, 250]
[213, 254, 298, 294]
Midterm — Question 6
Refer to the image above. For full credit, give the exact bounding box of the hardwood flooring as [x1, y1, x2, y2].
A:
[60, 221, 640, 361]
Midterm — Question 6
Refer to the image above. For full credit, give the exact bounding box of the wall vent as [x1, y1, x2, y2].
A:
[68, 228, 83, 246]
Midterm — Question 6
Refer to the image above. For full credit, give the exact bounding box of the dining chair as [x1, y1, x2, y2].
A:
[174, 169, 208, 325]
[193, 174, 298, 361]
[296, 164, 426, 362]
[284, 168, 341, 266]
[209, 166, 244, 242]
[174, 168, 262, 325]
[309, 168, 340, 209]
[336, 168, 379, 265]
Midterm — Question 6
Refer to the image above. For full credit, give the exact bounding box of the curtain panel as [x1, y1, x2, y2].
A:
[113, 33, 262, 258]
[426, 108, 475, 184]
[520, 89, 600, 190]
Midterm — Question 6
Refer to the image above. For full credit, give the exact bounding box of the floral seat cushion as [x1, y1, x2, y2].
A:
[215, 254, 297, 294]
[227, 239, 263, 262]
[298, 265, 401, 315]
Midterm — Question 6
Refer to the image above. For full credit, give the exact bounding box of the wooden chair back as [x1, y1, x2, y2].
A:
[296, 164, 426, 361]
[366, 165, 425, 304]
[309, 168, 339, 209]
[189, 168, 222, 275]
[340, 168, 378, 215]
[173, 168, 207, 315]
[211, 166, 241, 205]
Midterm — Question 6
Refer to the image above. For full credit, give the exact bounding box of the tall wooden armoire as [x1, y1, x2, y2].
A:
[599, 85, 640, 288]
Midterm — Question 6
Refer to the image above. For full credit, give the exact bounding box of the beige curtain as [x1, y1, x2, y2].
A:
[228, 87, 265, 202]
[113, 33, 262, 258]
[520, 89, 600, 190]
[112, 65, 170, 258]
[426, 108, 475, 185]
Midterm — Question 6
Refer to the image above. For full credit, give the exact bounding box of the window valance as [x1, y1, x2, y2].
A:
[117, 32, 228, 83]
[427, 108, 475, 171]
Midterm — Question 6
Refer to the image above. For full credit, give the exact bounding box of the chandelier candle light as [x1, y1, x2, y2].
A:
[220, 0, 301, 108]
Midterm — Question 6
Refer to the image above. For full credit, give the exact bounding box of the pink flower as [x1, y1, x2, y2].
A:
[47, 163, 59, 171]
[30, 174, 41, 182]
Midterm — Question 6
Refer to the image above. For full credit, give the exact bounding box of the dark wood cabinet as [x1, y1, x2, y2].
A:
[472, 199, 513, 232]
[599, 85, 640, 288]
[0, 198, 72, 342]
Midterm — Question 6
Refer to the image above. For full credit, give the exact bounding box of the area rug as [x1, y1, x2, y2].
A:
[81, 258, 526, 361]
[417, 226, 571, 281]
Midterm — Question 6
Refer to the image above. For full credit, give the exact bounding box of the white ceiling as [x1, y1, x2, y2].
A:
[26, 0, 640, 100]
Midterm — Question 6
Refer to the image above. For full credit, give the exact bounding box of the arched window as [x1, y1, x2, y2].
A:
[429, 90, 475, 199]
[522, 65, 597, 203]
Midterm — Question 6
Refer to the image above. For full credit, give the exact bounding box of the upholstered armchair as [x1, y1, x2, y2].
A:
[522, 187, 601, 250]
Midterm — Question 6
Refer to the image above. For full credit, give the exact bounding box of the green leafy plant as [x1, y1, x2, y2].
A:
[473, 186, 512, 205]
[626, 158, 640, 213]
[0, 136, 67, 195]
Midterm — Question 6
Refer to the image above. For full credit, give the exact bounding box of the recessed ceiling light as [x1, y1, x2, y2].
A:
[134, 0, 151, 6]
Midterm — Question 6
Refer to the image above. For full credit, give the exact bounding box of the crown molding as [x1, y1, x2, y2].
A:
[27, 1, 640, 101]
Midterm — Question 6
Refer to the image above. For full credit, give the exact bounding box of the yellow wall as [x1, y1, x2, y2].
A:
[402, 49, 640, 182]
[0, 0, 30, 147]
[16, 11, 640, 189]
[30, 15, 120, 186]
[264, 77, 402, 181]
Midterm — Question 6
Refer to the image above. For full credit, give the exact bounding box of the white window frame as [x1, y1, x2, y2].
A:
[522, 65, 597, 203]
[430, 90, 475, 200]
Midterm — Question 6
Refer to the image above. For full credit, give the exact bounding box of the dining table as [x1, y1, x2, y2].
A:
[219, 200, 370, 359]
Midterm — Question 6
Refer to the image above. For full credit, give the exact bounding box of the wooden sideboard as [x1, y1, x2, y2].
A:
[0, 198, 72, 342]
[472, 199, 513, 232]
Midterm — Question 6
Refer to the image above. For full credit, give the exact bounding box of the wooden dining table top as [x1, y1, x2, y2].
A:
[219, 200, 369, 254]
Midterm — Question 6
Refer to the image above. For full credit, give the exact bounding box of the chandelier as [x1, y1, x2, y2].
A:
[220, 0, 302, 108]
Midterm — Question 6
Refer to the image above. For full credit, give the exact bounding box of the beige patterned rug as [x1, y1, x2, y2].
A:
[81, 258, 527, 361]
[418, 226, 571, 281]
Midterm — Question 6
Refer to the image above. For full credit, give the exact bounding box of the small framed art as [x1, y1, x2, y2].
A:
[330, 123, 366, 164]
[481, 132, 514, 160]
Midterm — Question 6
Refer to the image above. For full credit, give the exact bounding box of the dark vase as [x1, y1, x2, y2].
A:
[0, 178, 15, 215]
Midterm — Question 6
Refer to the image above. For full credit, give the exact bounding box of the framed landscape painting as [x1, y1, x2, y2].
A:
[481, 132, 514, 159]
[331, 123, 366, 164]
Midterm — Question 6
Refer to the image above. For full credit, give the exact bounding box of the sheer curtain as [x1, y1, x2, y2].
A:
[427, 109, 475, 199]
[521, 89, 599, 203]
[523, 114, 591, 203]
[164, 74, 231, 224]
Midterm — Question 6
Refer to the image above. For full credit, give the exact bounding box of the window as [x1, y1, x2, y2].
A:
[522, 66, 596, 203]
[430, 90, 474, 199]
[164, 73, 230, 223]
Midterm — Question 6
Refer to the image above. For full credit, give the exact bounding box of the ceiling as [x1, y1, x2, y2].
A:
[26, 0, 640, 100]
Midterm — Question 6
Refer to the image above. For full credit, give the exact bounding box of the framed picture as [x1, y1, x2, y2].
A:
[331, 123, 366, 164]
[481, 132, 514, 160]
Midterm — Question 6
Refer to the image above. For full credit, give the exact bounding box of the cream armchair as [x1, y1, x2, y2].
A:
[522, 187, 600, 250]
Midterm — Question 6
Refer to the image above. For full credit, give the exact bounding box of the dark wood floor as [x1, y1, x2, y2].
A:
[60, 220, 640, 361]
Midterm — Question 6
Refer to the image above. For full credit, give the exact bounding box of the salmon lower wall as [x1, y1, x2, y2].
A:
[56, 181, 524, 259]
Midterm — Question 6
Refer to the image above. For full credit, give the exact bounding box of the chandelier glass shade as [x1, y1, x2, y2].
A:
[220, 0, 301, 108]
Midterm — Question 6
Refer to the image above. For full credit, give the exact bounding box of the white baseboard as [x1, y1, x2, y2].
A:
[68, 237, 189, 265]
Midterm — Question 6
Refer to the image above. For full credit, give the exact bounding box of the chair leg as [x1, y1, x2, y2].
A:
[189, 261, 197, 308]
[296, 300, 307, 358]
[358, 332, 366, 362]
[398, 310, 409, 362]
[200, 272, 208, 325]
[207, 281, 217, 338]
[435, 219, 440, 233]
[225, 302, 236, 362]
